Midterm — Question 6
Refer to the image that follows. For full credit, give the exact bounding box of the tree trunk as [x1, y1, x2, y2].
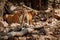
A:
[0, 0, 7, 20]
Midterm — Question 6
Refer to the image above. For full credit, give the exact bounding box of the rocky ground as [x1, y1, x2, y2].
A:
[0, 10, 60, 40]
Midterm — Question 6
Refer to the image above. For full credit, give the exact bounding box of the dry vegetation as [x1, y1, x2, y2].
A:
[0, 0, 60, 40]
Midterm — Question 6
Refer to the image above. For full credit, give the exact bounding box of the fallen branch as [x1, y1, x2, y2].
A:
[0, 28, 34, 39]
[0, 0, 8, 19]
[22, 4, 39, 12]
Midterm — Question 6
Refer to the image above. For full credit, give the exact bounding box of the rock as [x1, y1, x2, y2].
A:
[53, 27, 60, 37]
[0, 27, 4, 32]
[26, 37, 32, 40]
[52, 9, 60, 19]
[46, 18, 58, 27]
[0, 21, 8, 27]
[0, 21, 4, 27]
[10, 6, 17, 11]
[0, 21, 5, 32]
[39, 27, 46, 35]
[19, 37, 26, 40]
[10, 23, 20, 27]
[32, 34, 39, 40]
[14, 37, 19, 40]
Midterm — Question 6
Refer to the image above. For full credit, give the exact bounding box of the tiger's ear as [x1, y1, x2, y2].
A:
[28, 10, 33, 14]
